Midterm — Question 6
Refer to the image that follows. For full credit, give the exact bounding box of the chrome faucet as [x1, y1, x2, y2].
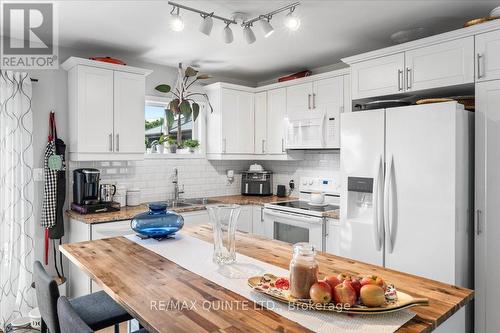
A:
[172, 167, 184, 202]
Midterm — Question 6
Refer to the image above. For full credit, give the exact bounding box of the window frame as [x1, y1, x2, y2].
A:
[144, 95, 206, 159]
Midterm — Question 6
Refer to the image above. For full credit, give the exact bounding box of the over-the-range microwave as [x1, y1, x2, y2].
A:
[285, 112, 337, 149]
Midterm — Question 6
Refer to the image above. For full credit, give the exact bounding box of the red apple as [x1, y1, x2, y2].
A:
[324, 275, 341, 296]
[337, 272, 351, 282]
[360, 275, 385, 289]
[333, 280, 357, 306]
[350, 277, 362, 298]
[309, 281, 332, 304]
[360, 284, 386, 307]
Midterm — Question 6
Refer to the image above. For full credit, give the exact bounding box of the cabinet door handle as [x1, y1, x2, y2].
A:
[477, 53, 484, 79]
[108, 133, 113, 152]
[406, 68, 412, 90]
[312, 93, 316, 109]
[308, 94, 311, 110]
[262, 139, 265, 153]
[260, 207, 263, 222]
[281, 138, 285, 152]
[115, 134, 120, 152]
[476, 209, 482, 235]
[397, 70, 403, 91]
[222, 138, 227, 153]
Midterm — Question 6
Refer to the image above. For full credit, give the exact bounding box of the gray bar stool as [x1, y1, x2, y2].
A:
[34, 261, 132, 333]
[57, 296, 148, 333]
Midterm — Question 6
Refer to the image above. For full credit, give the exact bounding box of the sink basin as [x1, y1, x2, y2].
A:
[181, 198, 220, 205]
[164, 200, 193, 208]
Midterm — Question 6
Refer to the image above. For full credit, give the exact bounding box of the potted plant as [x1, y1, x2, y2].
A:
[155, 63, 213, 146]
[183, 139, 200, 153]
[167, 136, 177, 153]
[157, 134, 166, 154]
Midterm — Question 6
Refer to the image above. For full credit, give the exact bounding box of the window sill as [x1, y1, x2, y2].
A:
[144, 152, 206, 159]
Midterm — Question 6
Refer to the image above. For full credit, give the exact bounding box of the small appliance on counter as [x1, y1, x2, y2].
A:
[241, 164, 272, 196]
[71, 169, 120, 214]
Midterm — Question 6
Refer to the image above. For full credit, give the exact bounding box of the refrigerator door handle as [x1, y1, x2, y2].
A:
[373, 155, 384, 251]
[384, 155, 394, 253]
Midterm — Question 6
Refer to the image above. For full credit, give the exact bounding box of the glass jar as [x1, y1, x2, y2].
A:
[289, 243, 319, 299]
[131, 202, 184, 239]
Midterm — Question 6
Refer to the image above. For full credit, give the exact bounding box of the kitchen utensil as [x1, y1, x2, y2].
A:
[131, 202, 184, 240]
[99, 184, 116, 203]
[491, 6, 500, 18]
[249, 163, 264, 172]
[208, 204, 240, 265]
[248, 273, 429, 314]
[276, 185, 288, 197]
[464, 16, 498, 27]
[362, 100, 411, 110]
[126, 189, 141, 206]
[310, 192, 325, 204]
[89, 56, 126, 65]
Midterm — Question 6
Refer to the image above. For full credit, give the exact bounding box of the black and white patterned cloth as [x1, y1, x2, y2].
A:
[41, 140, 57, 228]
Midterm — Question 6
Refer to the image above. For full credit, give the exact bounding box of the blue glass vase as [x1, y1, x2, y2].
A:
[131, 202, 184, 239]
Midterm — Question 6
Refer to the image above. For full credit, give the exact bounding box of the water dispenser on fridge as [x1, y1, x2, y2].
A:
[346, 177, 374, 220]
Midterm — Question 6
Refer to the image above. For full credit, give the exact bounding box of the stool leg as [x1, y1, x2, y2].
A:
[114, 323, 120, 333]
[41, 319, 47, 333]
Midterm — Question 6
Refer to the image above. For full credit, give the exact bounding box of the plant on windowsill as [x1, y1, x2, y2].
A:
[183, 139, 200, 153]
[155, 63, 213, 146]
[157, 134, 167, 154]
[167, 136, 177, 153]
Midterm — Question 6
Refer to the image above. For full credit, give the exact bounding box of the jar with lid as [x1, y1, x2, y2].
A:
[289, 242, 319, 299]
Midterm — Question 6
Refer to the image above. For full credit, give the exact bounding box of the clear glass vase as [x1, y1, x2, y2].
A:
[207, 204, 240, 265]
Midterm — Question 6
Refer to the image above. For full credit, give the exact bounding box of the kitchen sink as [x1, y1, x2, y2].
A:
[165, 200, 193, 208]
[181, 198, 221, 205]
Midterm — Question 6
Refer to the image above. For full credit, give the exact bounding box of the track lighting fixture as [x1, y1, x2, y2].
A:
[169, 6, 184, 32]
[199, 13, 214, 36]
[243, 24, 256, 44]
[223, 22, 234, 44]
[167, 1, 300, 44]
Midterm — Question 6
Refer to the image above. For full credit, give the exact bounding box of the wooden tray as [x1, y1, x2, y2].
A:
[248, 274, 429, 315]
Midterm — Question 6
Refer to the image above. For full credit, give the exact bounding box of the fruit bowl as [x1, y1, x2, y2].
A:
[248, 273, 429, 314]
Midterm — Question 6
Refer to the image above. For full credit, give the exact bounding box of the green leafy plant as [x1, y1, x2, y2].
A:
[158, 134, 167, 145]
[183, 139, 200, 149]
[155, 63, 213, 145]
[167, 136, 177, 146]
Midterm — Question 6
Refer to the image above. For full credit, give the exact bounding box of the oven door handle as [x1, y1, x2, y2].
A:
[263, 209, 323, 224]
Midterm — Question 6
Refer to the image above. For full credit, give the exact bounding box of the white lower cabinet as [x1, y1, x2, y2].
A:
[252, 205, 265, 236]
[324, 218, 341, 256]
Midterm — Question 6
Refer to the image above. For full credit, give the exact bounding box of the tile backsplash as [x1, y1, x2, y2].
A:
[68, 151, 340, 203]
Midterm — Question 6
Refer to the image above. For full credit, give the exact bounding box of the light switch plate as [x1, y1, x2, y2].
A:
[33, 168, 44, 182]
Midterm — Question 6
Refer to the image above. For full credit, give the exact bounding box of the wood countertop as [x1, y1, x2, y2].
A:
[61, 225, 473, 333]
[66, 195, 301, 224]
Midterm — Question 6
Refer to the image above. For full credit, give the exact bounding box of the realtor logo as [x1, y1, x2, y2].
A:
[1, 2, 58, 69]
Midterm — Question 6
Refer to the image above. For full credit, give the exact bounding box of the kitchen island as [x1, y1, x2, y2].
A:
[60, 224, 472, 333]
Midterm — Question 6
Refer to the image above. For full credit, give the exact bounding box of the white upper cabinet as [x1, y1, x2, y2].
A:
[113, 71, 146, 154]
[266, 88, 287, 154]
[351, 53, 405, 99]
[286, 82, 314, 119]
[254, 91, 267, 154]
[63, 57, 151, 161]
[405, 37, 474, 91]
[476, 29, 500, 82]
[313, 77, 344, 148]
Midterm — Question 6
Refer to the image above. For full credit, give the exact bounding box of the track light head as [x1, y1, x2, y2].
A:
[199, 13, 214, 36]
[170, 6, 184, 32]
[223, 22, 234, 44]
[259, 17, 274, 38]
[243, 24, 256, 44]
[284, 6, 300, 31]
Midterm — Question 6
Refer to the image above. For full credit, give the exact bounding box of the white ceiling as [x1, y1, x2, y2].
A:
[56, 0, 498, 83]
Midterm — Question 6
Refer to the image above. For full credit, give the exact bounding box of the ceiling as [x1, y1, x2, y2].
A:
[55, 0, 499, 83]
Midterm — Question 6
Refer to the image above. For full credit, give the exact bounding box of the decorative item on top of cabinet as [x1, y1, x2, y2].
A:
[62, 57, 152, 161]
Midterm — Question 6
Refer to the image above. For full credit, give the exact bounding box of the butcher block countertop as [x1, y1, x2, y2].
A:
[66, 195, 308, 224]
[61, 225, 473, 333]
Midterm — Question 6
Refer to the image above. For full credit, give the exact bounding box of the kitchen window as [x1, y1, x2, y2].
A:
[144, 96, 205, 158]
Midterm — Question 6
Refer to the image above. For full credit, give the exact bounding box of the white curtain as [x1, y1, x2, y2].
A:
[0, 71, 35, 329]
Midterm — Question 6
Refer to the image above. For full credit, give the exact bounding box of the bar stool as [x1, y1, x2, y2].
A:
[57, 296, 148, 333]
[34, 261, 132, 333]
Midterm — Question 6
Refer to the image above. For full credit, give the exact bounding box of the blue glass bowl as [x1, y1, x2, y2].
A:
[131, 202, 184, 239]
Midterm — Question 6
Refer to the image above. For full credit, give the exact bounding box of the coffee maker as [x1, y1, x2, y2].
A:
[71, 168, 119, 214]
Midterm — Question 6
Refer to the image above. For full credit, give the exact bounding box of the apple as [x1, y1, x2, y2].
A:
[360, 284, 386, 307]
[324, 275, 341, 295]
[333, 280, 357, 306]
[350, 277, 362, 298]
[337, 272, 351, 282]
[309, 281, 332, 304]
[360, 275, 385, 289]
